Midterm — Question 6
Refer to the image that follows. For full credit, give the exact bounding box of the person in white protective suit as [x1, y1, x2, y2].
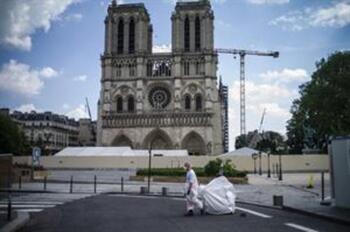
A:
[184, 162, 204, 216]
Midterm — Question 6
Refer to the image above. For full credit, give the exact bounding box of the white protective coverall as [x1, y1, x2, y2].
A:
[185, 169, 203, 212]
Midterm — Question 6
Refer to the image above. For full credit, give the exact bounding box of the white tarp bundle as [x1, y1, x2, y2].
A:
[199, 176, 236, 215]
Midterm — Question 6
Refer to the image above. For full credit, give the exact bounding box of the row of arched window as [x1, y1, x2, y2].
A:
[116, 96, 135, 113]
[116, 18, 135, 54]
[184, 16, 201, 52]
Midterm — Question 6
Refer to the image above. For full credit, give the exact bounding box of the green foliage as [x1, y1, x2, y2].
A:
[286, 51, 350, 153]
[136, 160, 247, 178]
[204, 158, 222, 176]
[0, 114, 30, 155]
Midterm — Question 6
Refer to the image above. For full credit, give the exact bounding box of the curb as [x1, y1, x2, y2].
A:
[0, 212, 30, 232]
[238, 200, 350, 226]
[282, 205, 350, 226]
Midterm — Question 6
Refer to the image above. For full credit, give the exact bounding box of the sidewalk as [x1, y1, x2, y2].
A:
[236, 174, 350, 224]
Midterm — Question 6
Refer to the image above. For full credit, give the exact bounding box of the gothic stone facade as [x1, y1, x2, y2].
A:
[97, 0, 226, 155]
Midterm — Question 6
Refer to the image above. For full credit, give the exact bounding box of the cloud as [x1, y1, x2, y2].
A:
[60, 13, 83, 22]
[260, 68, 308, 83]
[0, 0, 80, 51]
[65, 104, 89, 120]
[73, 75, 87, 82]
[153, 44, 172, 53]
[246, 0, 289, 5]
[228, 70, 306, 148]
[0, 60, 58, 96]
[270, 1, 350, 31]
[15, 104, 39, 113]
[62, 103, 70, 110]
[163, 0, 226, 5]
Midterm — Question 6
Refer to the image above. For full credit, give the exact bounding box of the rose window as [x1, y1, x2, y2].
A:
[148, 87, 171, 109]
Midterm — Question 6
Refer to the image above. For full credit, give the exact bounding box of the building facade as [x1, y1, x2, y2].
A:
[97, 0, 226, 155]
[10, 111, 80, 155]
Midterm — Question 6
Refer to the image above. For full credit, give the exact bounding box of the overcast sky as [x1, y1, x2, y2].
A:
[0, 0, 349, 150]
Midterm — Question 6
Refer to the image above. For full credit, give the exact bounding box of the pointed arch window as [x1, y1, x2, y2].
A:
[117, 19, 124, 54]
[184, 17, 190, 52]
[129, 18, 135, 54]
[127, 96, 135, 112]
[195, 95, 202, 111]
[117, 96, 123, 112]
[195, 16, 201, 51]
[185, 95, 191, 110]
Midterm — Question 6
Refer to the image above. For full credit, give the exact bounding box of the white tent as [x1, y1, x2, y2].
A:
[218, 147, 266, 157]
[54, 147, 188, 157]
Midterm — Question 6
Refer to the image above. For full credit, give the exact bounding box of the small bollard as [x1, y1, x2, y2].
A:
[162, 187, 168, 196]
[70, 176, 73, 193]
[7, 194, 12, 221]
[121, 177, 124, 193]
[94, 175, 97, 194]
[43, 176, 47, 191]
[18, 176, 22, 190]
[273, 195, 283, 207]
[140, 186, 147, 194]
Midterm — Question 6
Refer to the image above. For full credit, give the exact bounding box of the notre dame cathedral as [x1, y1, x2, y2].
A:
[97, 0, 228, 155]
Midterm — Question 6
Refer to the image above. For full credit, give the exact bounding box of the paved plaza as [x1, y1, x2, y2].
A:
[17, 194, 350, 232]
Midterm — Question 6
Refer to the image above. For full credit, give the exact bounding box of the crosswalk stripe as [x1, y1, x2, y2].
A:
[0, 202, 64, 205]
[16, 209, 44, 213]
[0, 205, 56, 208]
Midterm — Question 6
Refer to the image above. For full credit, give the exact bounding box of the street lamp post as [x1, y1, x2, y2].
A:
[267, 152, 271, 178]
[147, 145, 152, 194]
[252, 153, 258, 174]
[258, 152, 262, 175]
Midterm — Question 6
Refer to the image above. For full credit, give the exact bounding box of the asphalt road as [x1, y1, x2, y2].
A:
[19, 194, 350, 232]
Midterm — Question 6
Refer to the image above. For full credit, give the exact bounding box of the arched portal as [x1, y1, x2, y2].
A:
[112, 134, 133, 148]
[181, 131, 206, 156]
[143, 129, 173, 149]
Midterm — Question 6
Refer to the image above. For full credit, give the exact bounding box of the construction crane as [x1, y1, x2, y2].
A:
[85, 97, 92, 120]
[248, 108, 266, 148]
[215, 48, 279, 136]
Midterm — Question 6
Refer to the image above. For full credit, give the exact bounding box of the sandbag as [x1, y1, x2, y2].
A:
[198, 176, 236, 215]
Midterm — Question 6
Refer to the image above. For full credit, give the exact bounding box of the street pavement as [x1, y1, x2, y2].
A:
[17, 194, 350, 232]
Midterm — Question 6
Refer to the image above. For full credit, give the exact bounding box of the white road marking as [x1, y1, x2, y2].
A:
[0, 205, 56, 208]
[285, 223, 318, 232]
[236, 207, 272, 218]
[107, 194, 159, 200]
[0, 201, 64, 205]
[16, 209, 43, 213]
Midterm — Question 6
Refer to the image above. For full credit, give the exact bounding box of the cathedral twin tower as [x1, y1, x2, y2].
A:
[97, 0, 228, 155]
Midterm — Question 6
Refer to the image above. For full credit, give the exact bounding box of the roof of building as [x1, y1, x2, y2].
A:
[54, 147, 189, 157]
[218, 147, 267, 157]
[10, 111, 79, 127]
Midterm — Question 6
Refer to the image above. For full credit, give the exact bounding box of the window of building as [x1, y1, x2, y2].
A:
[117, 96, 123, 112]
[129, 19, 135, 54]
[117, 19, 124, 54]
[116, 64, 122, 77]
[127, 96, 135, 112]
[129, 63, 136, 77]
[195, 16, 201, 51]
[184, 62, 190, 76]
[195, 62, 201, 75]
[185, 95, 191, 110]
[195, 95, 202, 111]
[146, 62, 153, 76]
[184, 16, 190, 52]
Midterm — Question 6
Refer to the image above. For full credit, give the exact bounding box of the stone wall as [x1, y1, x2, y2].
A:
[13, 154, 329, 172]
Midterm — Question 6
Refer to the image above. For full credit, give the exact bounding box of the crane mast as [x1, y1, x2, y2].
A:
[215, 48, 279, 136]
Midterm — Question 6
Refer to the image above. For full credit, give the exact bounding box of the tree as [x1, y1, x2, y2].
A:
[286, 51, 350, 153]
[0, 114, 30, 155]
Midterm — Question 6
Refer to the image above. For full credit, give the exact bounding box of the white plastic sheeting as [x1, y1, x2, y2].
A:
[199, 176, 236, 215]
[54, 147, 189, 157]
